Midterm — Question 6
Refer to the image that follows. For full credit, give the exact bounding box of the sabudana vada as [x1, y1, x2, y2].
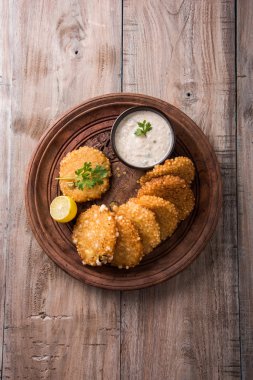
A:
[59, 146, 111, 202]
[139, 156, 195, 185]
[137, 175, 195, 220]
[111, 215, 144, 269]
[72, 204, 116, 266]
[131, 195, 179, 240]
[115, 201, 161, 255]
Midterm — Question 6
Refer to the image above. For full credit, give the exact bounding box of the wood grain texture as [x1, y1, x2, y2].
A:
[237, 1, 253, 378]
[2, 0, 253, 378]
[0, 0, 11, 377]
[122, 1, 239, 379]
[2, 1, 121, 379]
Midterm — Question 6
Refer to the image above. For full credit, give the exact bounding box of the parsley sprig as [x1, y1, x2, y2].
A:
[134, 120, 152, 137]
[56, 162, 108, 190]
[75, 162, 108, 190]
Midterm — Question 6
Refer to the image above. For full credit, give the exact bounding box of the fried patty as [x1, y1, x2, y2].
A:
[59, 146, 111, 202]
[137, 175, 195, 220]
[72, 204, 116, 266]
[131, 196, 179, 240]
[115, 201, 161, 255]
[139, 156, 195, 185]
[111, 216, 144, 269]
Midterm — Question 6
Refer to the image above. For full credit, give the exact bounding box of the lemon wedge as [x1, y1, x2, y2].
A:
[50, 196, 77, 223]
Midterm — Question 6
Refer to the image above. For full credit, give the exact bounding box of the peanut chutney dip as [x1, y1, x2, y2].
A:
[113, 109, 174, 168]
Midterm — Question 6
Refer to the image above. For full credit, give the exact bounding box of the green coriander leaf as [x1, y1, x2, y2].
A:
[75, 162, 108, 189]
[76, 181, 84, 190]
[134, 129, 143, 136]
[58, 161, 108, 190]
[134, 120, 152, 137]
[93, 165, 108, 178]
[83, 179, 95, 189]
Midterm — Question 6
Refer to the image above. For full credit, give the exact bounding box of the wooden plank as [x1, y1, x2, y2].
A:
[237, 1, 253, 378]
[2, 1, 121, 379]
[0, 0, 11, 377]
[122, 1, 240, 379]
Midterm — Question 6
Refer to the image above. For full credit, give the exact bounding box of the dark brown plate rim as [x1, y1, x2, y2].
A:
[25, 93, 222, 290]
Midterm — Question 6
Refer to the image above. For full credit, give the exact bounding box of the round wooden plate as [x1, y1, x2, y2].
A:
[25, 93, 222, 290]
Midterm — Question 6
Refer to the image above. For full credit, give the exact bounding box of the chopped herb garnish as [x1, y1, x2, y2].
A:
[134, 120, 152, 137]
[56, 162, 108, 190]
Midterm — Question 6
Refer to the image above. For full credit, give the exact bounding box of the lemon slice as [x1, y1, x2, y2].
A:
[50, 196, 77, 223]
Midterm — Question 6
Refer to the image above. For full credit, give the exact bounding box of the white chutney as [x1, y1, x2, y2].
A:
[114, 110, 174, 168]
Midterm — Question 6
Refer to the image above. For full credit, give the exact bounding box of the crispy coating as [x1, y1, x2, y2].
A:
[59, 146, 111, 202]
[111, 216, 144, 269]
[131, 196, 179, 240]
[139, 156, 195, 185]
[137, 175, 195, 220]
[72, 205, 116, 266]
[115, 201, 161, 255]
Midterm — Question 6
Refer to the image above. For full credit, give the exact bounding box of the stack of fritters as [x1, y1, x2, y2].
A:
[71, 155, 196, 269]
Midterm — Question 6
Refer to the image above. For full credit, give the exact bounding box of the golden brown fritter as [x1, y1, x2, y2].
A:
[72, 204, 116, 266]
[139, 156, 195, 185]
[131, 196, 179, 240]
[137, 175, 195, 220]
[59, 146, 111, 203]
[111, 216, 144, 269]
[115, 201, 161, 255]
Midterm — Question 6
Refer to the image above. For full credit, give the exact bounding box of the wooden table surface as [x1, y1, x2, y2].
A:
[1, 1, 252, 379]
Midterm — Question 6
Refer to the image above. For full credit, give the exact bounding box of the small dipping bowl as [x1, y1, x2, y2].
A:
[111, 106, 175, 170]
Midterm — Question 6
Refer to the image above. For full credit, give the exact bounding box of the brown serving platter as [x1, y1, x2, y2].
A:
[25, 93, 222, 290]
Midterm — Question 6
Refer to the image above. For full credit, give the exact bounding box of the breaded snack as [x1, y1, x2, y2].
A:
[115, 201, 160, 255]
[72, 204, 116, 266]
[111, 216, 144, 269]
[59, 146, 111, 202]
[139, 156, 195, 185]
[137, 175, 195, 220]
[131, 196, 179, 240]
